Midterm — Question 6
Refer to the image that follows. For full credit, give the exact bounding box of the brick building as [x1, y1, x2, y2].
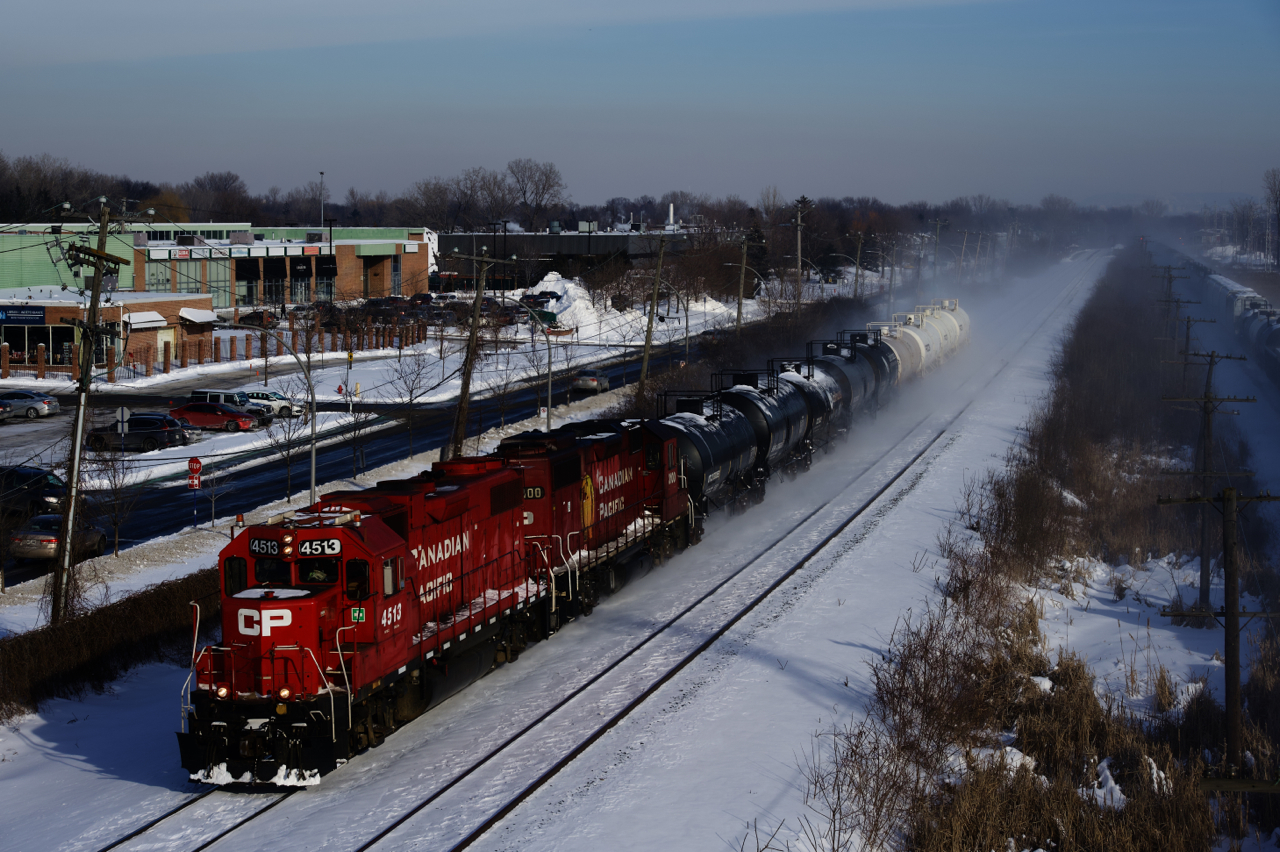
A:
[0, 287, 215, 379]
[0, 224, 439, 310]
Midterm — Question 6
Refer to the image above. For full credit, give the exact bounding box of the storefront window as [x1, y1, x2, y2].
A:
[236, 280, 257, 306]
[146, 260, 172, 292]
[315, 277, 335, 301]
[209, 260, 231, 309]
[176, 260, 202, 294]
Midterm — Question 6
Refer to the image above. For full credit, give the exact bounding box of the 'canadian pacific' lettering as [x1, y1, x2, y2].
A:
[423, 531, 470, 566]
[595, 467, 633, 494]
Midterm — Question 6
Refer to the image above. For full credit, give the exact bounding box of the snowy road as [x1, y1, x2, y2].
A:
[0, 252, 1111, 852]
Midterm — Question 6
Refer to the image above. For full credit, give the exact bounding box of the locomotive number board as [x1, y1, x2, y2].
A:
[249, 538, 280, 556]
[298, 539, 342, 556]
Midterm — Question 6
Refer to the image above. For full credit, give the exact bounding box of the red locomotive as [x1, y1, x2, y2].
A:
[178, 420, 689, 785]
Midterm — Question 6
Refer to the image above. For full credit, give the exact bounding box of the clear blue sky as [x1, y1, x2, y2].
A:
[3, 0, 1276, 210]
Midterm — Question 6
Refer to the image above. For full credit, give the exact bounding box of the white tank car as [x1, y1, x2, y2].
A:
[868, 322, 926, 381]
[897, 312, 943, 370]
[936, 299, 971, 346]
[916, 305, 961, 357]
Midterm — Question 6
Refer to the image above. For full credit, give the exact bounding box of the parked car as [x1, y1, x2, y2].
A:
[86, 413, 187, 452]
[571, 368, 611, 394]
[0, 390, 60, 419]
[188, 389, 274, 427]
[9, 514, 106, 562]
[409, 292, 434, 306]
[0, 401, 13, 422]
[239, 310, 279, 329]
[245, 390, 305, 417]
[169, 402, 257, 432]
[0, 466, 66, 516]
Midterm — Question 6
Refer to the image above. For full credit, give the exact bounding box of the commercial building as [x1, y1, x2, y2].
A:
[0, 287, 215, 377]
[0, 223, 439, 309]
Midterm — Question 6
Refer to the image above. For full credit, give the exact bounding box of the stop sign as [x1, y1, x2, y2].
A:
[188, 457, 203, 475]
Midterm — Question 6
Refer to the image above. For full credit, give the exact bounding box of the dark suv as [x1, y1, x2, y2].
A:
[86, 414, 188, 452]
[0, 466, 67, 516]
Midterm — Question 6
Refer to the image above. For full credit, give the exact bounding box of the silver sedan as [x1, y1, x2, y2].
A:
[0, 390, 60, 419]
[10, 514, 106, 561]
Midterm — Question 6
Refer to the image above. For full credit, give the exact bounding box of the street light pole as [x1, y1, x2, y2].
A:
[319, 172, 325, 228]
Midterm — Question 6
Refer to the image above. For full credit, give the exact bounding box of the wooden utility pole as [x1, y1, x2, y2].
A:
[1159, 488, 1280, 775]
[51, 204, 131, 625]
[929, 218, 947, 281]
[1162, 351, 1253, 607]
[447, 249, 514, 458]
[638, 235, 668, 401]
[794, 205, 804, 312]
[854, 231, 865, 298]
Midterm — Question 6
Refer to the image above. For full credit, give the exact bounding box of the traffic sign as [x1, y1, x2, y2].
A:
[116, 406, 131, 434]
[187, 474, 201, 490]
[188, 457, 203, 474]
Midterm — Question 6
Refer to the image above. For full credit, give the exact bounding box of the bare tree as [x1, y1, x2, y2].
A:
[387, 346, 433, 457]
[200, 465, 236, 529]
[507, 158, 567, 231]
[1263, 167, 1280, 267]
[84, 442, 141, 557]
[343, 385, 381, 479]
[263, 377, 312, 501]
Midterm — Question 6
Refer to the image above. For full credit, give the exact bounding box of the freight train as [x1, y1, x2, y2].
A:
[177, 300, 970, 785]
[1192, 270, 1280, 383]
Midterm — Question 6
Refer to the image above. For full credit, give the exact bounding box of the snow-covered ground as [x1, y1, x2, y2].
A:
[0, 253, 1120, 851]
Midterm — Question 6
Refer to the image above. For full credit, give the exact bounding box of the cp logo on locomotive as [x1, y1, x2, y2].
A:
[238, 608, 292, 637]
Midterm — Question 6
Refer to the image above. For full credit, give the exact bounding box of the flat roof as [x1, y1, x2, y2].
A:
[0, 286, 211, 307]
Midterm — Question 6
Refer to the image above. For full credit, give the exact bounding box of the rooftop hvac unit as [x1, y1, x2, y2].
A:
[306, 231, 324, 244]
[549, 221, 562, 234]
[229, 231, 253, 245]
[176, 234, 197, 246]
[133, 232, 149, 247]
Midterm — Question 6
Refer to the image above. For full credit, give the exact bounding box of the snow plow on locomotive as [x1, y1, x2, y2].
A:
[178, 302, 970, 786]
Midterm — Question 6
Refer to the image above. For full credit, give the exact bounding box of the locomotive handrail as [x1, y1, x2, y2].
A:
[334, 625, 356, 726]
[180, 645, 215, 732]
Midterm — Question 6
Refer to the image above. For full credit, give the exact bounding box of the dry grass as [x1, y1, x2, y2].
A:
[0, 567, 218, 722]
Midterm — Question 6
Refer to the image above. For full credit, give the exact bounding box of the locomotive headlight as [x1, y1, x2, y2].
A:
[283, 546, 293, 555]
[283, 534, 294, 544]
[215, 686, 230, 699]
[278, 687, 292, 700]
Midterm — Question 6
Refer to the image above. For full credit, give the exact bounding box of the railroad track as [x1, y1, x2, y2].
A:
[88, 254, 1105, 852]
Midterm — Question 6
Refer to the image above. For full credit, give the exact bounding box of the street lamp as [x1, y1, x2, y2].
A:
[319, 172, 325, 228]
[215, 321, 319, 505]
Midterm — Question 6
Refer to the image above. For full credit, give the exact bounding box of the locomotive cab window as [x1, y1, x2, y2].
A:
[345, 559, 371, 601]
[668, 443, 675, 467]
[255, 557, 291, 586]
[223, 557, 248, 596]
[299, 556, 341, 586]
[645, 444, 660, 471]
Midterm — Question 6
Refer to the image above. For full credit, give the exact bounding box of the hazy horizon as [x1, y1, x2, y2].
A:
[3, 0, 1276, 209]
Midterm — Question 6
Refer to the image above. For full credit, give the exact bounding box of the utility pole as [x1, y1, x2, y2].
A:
[929, 219, 947, 281]
[638, 235, 668, 401]
[51, 204, 132, 625]
[447, 248, 514, 458]
[1159, 488, 1280, 777]
[795, 206, 803, 312]
[854, 231, 865, 298]
[957, 230, 970, 282]
[734, 236, 767, 335]
[1161, 351, 1253, 608]
[1178, 316, 1216, 394]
